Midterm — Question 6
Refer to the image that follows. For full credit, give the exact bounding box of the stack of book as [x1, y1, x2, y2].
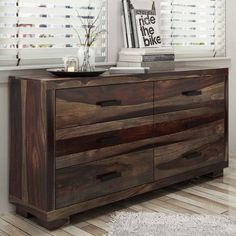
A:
[117, 48, 175, 71]
[118, 0, 175, 72]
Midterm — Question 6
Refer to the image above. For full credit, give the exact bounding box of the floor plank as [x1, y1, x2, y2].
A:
[0, 218, 29, 236]
[0, 214, 52, 236]
[80, 224, 106, 236]
[62, 225, 93, 236]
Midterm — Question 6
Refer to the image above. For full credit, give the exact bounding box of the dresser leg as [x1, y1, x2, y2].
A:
[206, 170, 224, 178]
[36, 217, 70, 230]
[16, 206, 32, 218]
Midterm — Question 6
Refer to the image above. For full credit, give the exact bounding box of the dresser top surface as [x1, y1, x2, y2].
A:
[10, 66, 228, 89]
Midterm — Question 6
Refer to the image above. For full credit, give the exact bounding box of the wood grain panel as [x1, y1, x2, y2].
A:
[10, 79, 55, 211]
[56, 83, 153, 129]
[224, 76, 229, 161]
[24, 81, 49, 210]
[9, 78, 23, 199]
[14, 67, 228, 90]
[56, 119, 224, 169]
[154, 135, 225, 180]
[46, 90, 56, 210]
[56, 116, 153, 140]
[155, 77, 225, 114]
[56, 124, 154, 156]
[51, 162, 227, 221]
[155, 107, 225, 137]
[56, 149, 154, 208]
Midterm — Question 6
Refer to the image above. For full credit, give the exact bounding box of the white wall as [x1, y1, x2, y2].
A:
[107, 0, 123, 63]
[0, 82, 10, 213]
[226, 0, 236, 154]
[0, 0, 235, 214]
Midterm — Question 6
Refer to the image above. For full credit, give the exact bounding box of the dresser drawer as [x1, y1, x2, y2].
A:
[56, 123, 154, 157]
[155, 107, 225, 137]
[154, 133, 225, 180]
[155, 76, 225, 114]
[55, 149, 154, 208]
[56, 83, 153, 129]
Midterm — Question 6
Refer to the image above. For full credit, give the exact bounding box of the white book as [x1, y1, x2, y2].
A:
[120, 47, 174, 55]
[117, 61, 175, 70]
[119, 53, 175, 62]
[129, 0, 162, 48]
[121, 15, 128, 48]
[131, 9, 139, 48]
[123, 0, 133, 48]
[109, 66, 149, 74]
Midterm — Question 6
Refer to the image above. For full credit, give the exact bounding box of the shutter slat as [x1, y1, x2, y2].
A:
[160, 0, 225, 58]
[0, 0, 107, 66]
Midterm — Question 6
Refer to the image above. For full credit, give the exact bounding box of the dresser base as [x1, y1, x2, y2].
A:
[16, 206, 32, 219]
[11, 162, 228, 230]
[206, 170, 224, 178]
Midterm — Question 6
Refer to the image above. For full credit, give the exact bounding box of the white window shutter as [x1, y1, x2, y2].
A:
[0, 0, 107, 66]
[160, 0, 226, 58]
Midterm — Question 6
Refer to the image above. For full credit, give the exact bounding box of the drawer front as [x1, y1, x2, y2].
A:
[154, 74, 227, 180]
[154, 100, 225, 180]
[56, 123, 154, 157]
[155, 106, 225, 137]
[154, 133, 225, 180]
[155, 76, 225, 114]
[56, 83, 153, 129]
[55, 149, 154, 208]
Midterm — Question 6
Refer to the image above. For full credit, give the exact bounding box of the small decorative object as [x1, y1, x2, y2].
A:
[78, 46, 95, 72]
[63, 56, 79, 72]
[47, 68, 107, 78]
[72, 4, 106, 72]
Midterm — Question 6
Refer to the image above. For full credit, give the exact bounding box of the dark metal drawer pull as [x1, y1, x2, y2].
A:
[96, 136, 119, 145]
[186, 120, 202, 129]
[96, 171, 122, 182]
[182, 90, 202, 96]
[96, 99, 122, 107]
[182, 151, 202, 160]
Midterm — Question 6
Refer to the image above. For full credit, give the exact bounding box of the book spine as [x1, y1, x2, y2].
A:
[143, 54, 175, 62]
[142, 61, 175, 68]
[120, 48, 174, 55]
[121, 15, 128, 48]
[110, 67, 148, 74]
[117, 61, 175, 68]
[127, 0, 135, 48]
[119, 54, 175, 62]
[123, 0, 133, 48]
[131, 9, 139, 48]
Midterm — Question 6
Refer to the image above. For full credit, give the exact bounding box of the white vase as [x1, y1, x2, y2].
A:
[78, 46, 95, 72]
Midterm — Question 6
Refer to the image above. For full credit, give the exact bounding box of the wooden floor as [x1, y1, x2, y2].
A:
[1, 158, 236, 236]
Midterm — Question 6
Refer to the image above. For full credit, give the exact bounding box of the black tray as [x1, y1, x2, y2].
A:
[47, 68, 107, 77]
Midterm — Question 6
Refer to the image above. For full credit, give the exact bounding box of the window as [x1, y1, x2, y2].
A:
[160, 0, 225, 58]
[0, 0, 107, 66]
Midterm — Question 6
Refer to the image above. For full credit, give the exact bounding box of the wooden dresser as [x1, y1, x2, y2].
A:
[9, 67, 229, 229]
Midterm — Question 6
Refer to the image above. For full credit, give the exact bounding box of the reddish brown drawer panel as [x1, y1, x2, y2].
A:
[55, 149, 154, 208]
[155, 76, 225, 114]
[56, 124, 154, 157]
[56, 83, 153, 129]
[154, 134, 225, 180]
[155, 107, 225, 137]
[56, 119, 224, 169]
